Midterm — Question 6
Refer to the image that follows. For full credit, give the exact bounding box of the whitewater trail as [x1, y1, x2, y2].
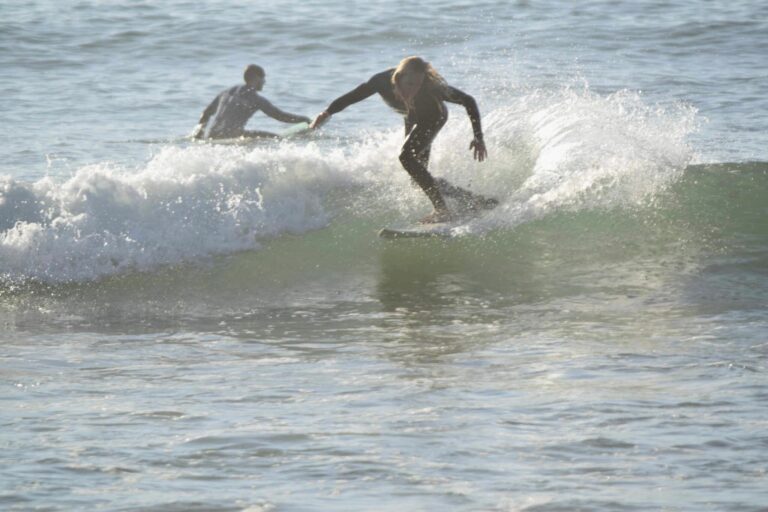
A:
[1, 86, 697, 283]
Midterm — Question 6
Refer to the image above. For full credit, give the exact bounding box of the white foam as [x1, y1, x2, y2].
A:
[448, 86, 698, 235]
[0, 142, 362, 283]
[0, 86, 698, 282]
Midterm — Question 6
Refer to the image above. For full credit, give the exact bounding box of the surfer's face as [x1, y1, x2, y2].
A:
[397, 70, 425, 103]
[255, 75, 265, 91]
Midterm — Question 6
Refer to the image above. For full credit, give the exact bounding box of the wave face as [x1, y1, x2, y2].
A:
[2, 85, 761, 285]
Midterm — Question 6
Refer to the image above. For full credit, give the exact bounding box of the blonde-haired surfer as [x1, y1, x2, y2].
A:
[312, 57, 495, 223]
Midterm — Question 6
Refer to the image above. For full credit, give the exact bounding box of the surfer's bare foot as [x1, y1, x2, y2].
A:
[419, 209, 453, 224]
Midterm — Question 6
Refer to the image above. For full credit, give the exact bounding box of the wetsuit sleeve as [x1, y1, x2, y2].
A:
[443, 86, 484, 140]
[326, 79, 378, 115]
[257, 96, 310, 124]
[198, 95, 220, 125]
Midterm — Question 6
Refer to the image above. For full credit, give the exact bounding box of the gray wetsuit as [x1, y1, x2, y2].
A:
[198, 85, 306, 139]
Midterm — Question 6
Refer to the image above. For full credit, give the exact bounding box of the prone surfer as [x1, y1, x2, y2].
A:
[311, 56, 496, 223]
[193, 64, 311, 140]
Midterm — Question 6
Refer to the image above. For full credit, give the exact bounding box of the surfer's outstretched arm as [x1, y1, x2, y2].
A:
[444, 86, 487, 161]
[258, 97, 310, 124]
[311, 79, 378, 128]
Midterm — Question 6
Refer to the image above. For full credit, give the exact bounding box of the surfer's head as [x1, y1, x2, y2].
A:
[392, 56, 446, 106]
[244, 64, 265, 90]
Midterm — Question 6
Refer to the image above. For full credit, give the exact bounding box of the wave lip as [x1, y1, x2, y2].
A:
[0, 143, 349, 284]
[1, 86, 702, 284]
[454, 87, 697, 235]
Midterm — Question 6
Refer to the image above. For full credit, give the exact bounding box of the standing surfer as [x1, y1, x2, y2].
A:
[311, 56, 496, 223]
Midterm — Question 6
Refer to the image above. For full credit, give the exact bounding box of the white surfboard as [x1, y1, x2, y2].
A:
[378, 221, 457, 239]
[379, 194, 499, 239]
[278, 121, 311, 138]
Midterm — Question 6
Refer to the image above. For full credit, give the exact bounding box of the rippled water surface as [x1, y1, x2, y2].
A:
[2, 1, 767, 511]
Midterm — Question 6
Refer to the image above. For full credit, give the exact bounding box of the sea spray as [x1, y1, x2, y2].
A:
[1, 86, 699, 282]
[453, 86, 698, 234]
[0, 143, 356, 283]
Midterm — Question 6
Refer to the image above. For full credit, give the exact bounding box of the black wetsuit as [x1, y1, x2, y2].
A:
[326, 69, 485, 211]
[197, 85, 307, 139]
[327, 69, 483, 138]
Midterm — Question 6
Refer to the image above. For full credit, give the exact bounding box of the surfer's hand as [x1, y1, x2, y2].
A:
[310, 111, 330, 129]
[470, 138, 487, 162]
[191, 124, 205, 140]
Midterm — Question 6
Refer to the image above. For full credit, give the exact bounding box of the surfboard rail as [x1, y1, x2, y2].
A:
[378, 223, 454, 239]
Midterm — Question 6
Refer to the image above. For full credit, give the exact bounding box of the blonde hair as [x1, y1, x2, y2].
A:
[392, 56, 447, 106]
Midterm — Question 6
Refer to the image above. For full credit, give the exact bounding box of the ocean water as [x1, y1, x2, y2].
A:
[2, 1, 767, 510]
